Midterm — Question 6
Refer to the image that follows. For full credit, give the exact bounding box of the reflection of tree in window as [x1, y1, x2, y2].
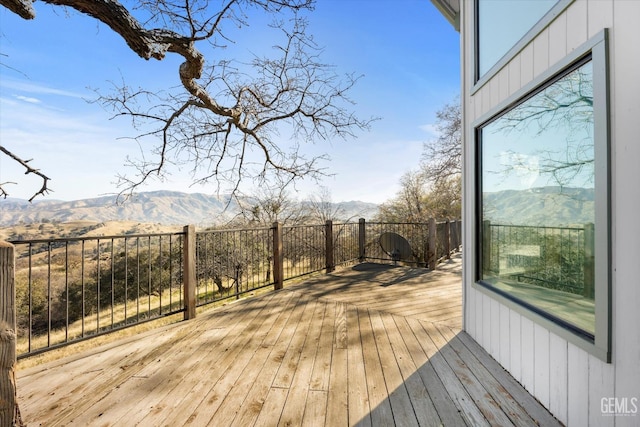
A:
[492, 61, 594, 190]
[480, 60, 597, 335]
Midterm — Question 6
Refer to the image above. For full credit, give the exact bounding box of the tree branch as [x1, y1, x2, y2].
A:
[0, 145, 51, 201]
[2, 0, 372, 200]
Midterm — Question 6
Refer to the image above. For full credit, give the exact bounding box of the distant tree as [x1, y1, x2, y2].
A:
[233, 182, 308, 227]
[377, 98, 462, 223]
[377, 170, 430, 223]
[0, 0, 372, 201]
[425, 174, 461, 219]
[421, 98, 461, 187]
[304, 186, 349, 223]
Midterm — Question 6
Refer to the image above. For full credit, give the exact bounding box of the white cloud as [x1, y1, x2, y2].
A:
[0, 94, 142, 200]
[14, 95, 41, 104]
[0, 77, 88, 99]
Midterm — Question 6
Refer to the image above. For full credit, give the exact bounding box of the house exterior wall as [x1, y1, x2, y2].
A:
[459, 0, 640, 425]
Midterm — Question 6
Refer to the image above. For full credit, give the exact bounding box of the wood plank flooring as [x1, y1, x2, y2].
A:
[16, 255, 562, 426]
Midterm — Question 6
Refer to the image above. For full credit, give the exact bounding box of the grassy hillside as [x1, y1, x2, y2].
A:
[0, 220, 182, 242]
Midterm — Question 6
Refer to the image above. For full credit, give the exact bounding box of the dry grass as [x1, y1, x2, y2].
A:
[1, 220, 182, 242]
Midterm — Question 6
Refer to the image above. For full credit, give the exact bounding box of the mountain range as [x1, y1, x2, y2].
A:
[0, 191, 379, 226]
[483, 186, 595, 226]
[2, 186, 593, 229]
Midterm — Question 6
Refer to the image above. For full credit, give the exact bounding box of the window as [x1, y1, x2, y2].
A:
[475, 30, 610, 360]
[474, 0, 572, 85]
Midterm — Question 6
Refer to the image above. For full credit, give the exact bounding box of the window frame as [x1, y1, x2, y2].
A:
[472, 29, 611, 362]
[472, 0, 574, 93]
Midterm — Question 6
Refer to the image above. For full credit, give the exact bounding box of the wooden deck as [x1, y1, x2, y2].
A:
[16, 255, 562, 426]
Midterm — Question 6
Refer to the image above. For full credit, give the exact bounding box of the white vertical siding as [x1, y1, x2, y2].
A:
[508, 55, 522, 94]
[461, 0, 640, 425]
[548, 12, 567, 65]
[549, 333, 568, 425]
[509, 308, 522, 383]
[567, 342, 589, 426]
[519, 43, 534, 88]
[533, 28, 549, 77]
[482, 291, 492, 351]
[497, 61, 510, 105]
[474, 281, 484, 345]
[520, 316, 535, 393]
[490, 297, 500, 359]
[534, 324, 550, 408]
[565, 0, 587, 52]
[588, 353, 615, 427]
[587, 0, 613, 39]
[499, 304, 510, 371]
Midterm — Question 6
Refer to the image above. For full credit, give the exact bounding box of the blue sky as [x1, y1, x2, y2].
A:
[0, 1, 459, 204]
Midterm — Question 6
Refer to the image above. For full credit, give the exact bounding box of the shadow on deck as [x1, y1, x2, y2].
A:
[17, 254, 561, 426]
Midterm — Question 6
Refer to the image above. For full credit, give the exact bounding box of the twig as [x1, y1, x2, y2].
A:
[0, 145, 52, 201]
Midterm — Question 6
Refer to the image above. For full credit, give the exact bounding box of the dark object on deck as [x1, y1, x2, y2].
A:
[379, 232, 413, 263]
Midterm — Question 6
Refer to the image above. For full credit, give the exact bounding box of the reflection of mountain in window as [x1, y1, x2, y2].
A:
[479, 58, 596, 337]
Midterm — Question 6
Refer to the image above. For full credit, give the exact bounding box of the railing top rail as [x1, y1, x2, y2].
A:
[197, 222, 362, 236]
[9, 231, 185, 245]
[282, 223, 326, 230]
[488, 223, 586, 231]
[366, 220, 460, 226]
[366, 221, 429, 226]
[6, 219, 460, 246]
[197, 226, 272, 234]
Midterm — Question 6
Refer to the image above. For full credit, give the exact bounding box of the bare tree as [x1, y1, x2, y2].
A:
[421, 97, 461, 187]
[304, 186, 351, 223]
[377, 98, 462, 223]
[0, 0, 372, 201]
[377, 169, 460, 223]
[376, 170, 429, 223]
[232, 181, 308, 226]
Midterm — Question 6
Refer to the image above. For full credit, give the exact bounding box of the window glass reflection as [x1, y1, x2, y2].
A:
[480, 60, 595, 335]
[478, 0, 558, 77]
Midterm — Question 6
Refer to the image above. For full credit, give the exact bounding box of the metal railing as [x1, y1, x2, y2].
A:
[7, 218, 461, 358]
[482, 221, 593, 297]
[11, 232, 185, 357]
[362, 219, 462, 266]
[195, 226, 274, 306]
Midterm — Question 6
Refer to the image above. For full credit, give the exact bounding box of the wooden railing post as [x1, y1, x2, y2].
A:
[583, 222, 595, 299]
[358, 218, 366, 262]
[183, 225, 196, 320]
[1, 241, 20, 426]
[428, 218, 437, 270]
[325, 220, 335, 273]
[273, 222, 283, 290]
[443, 219, 451, 259]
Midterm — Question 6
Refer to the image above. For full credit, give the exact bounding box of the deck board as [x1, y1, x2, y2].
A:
[17, 255, 563, 426]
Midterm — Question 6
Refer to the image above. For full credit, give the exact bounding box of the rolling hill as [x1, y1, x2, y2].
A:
[0, 191, 379, 227]
[483, 186, 595, 226]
